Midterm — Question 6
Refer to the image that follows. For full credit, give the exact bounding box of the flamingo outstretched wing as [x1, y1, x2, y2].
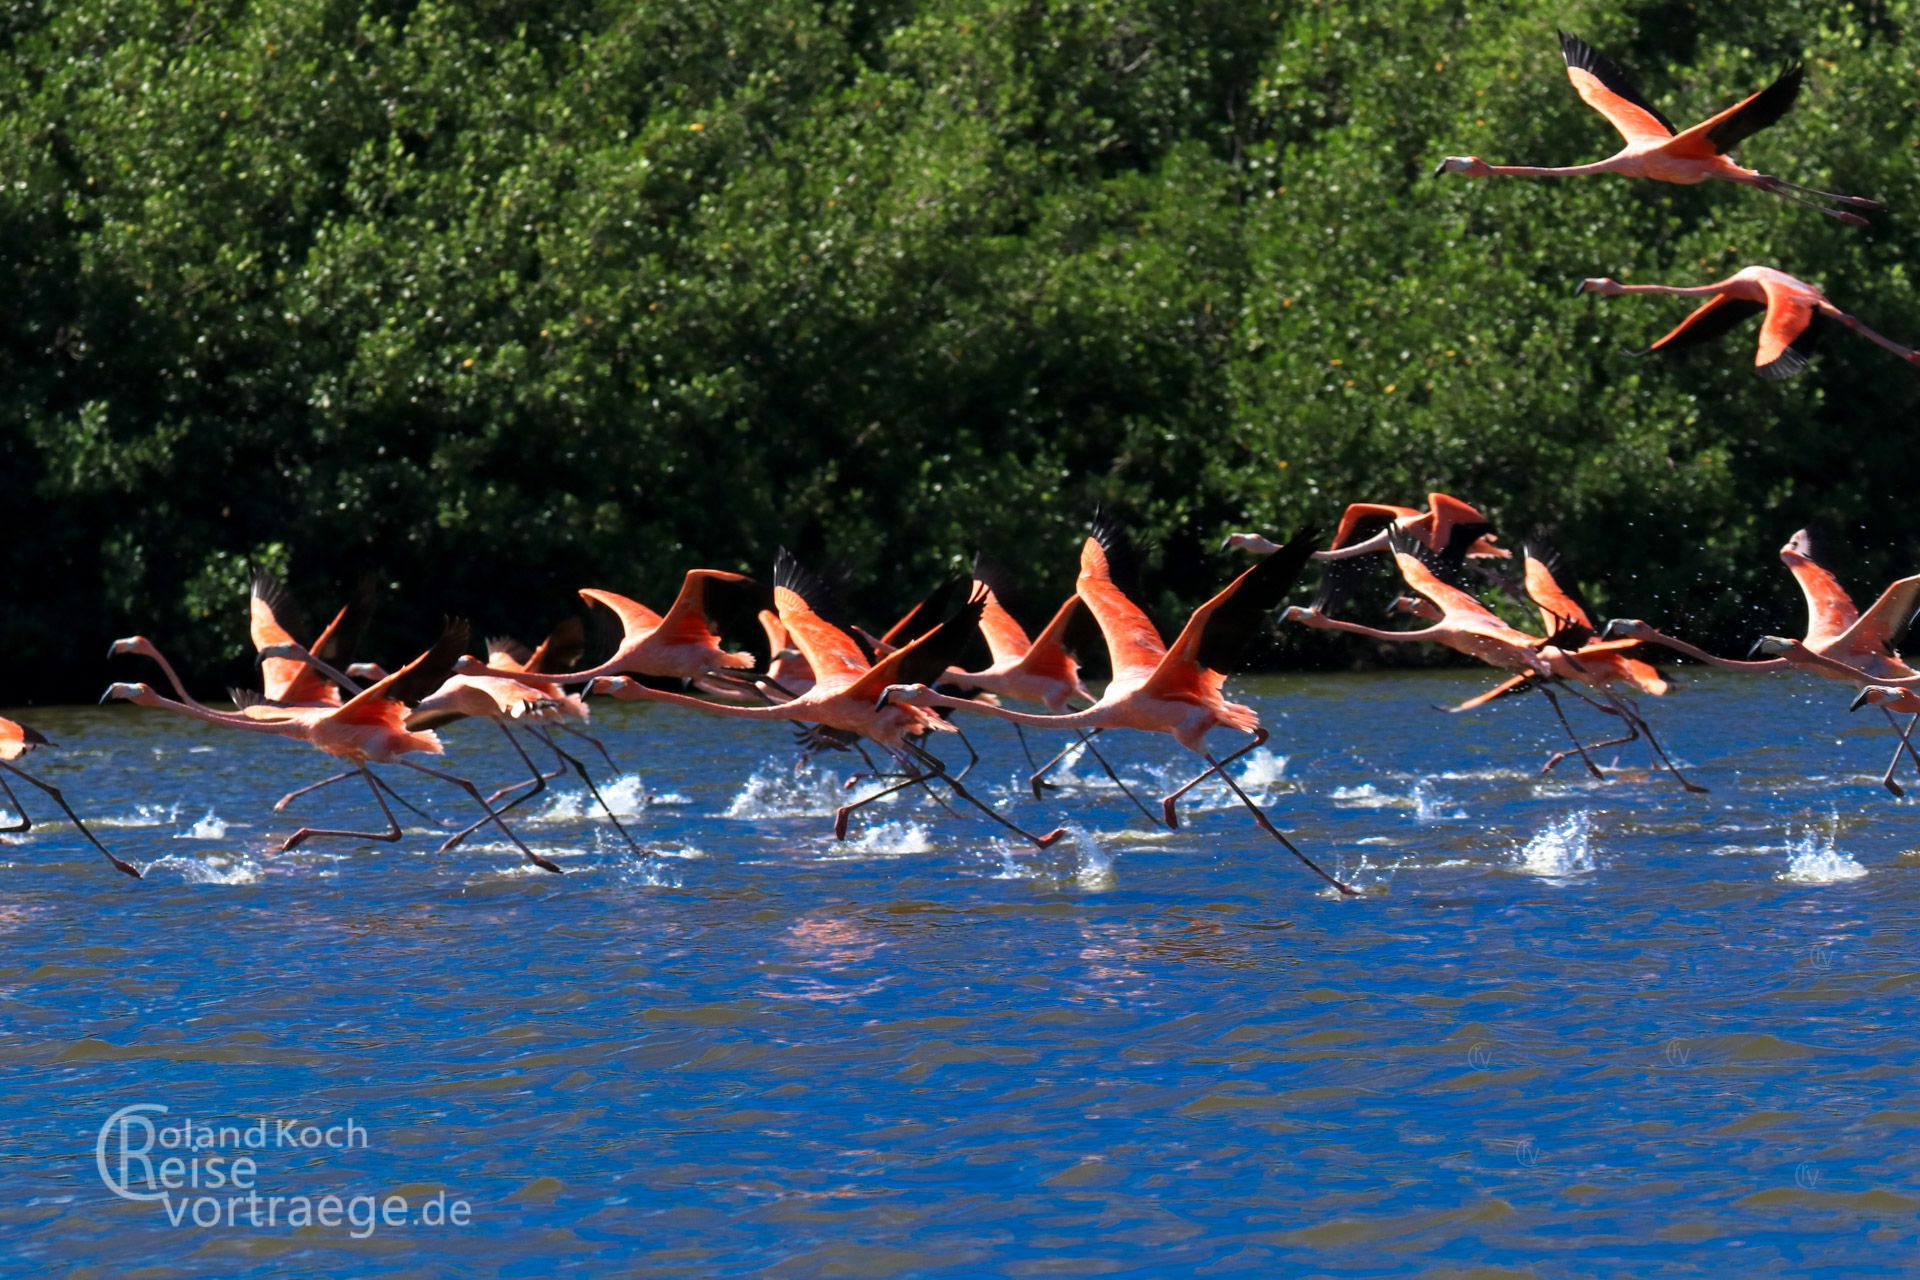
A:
[772, 549, 871, 688]
[654, 569, 754, 650]
[1559, 32, 1676, 144]
[1663, 64, 1803, 159]
[333, 620, 470, 727]
[1077, 514, 1167, 687]
[969, 555, 1035, 665]
[846, 590, 988, 704]
[1643, 294, 1766, 355]
[1829, 575, 1920, 659]
[1144, 528, 1318, 700]
[1755, 280, 1824, 380]
[1522, 546, 1597, 636]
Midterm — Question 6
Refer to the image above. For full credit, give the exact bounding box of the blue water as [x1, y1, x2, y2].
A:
[4, 670, 1918, 1276]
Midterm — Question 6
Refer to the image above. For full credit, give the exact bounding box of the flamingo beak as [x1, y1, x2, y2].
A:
[1850, 688, 1873, 713]
[1430, 159, 1448, 177]
[1571, 279, 1590, 297]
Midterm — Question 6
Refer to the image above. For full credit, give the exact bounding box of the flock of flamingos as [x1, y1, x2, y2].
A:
[4, 34, 1917, 894]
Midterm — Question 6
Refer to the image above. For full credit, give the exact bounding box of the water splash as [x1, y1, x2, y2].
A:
[1068, 827, 1115, 891]
[724, 760, 872, 820]
[535, 773, 650, 822]
[1513, 810, 1597, 879]
[94, 802, 183, 829]
[842, 821, 937, 857]
[1412, 776, 1468, 822]
[1779, 814, 1867, 884]
[1236, 748, 1289, 792]
[174, 810, 229, 840]
[143, 852, 262, 885]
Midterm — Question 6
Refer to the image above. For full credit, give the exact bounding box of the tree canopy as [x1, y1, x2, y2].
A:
[3, 0, 1915, 701]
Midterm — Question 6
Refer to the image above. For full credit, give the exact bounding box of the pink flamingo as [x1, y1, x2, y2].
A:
[1436, 33, 1881, 224]
[102, 621, 560, 871]
[592, 550, 1065, 847]
[876, 516, 1355, 894]
[0, 716, 139, 878]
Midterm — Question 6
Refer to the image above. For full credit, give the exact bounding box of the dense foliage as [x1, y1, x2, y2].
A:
[4, 0, 1916, 701]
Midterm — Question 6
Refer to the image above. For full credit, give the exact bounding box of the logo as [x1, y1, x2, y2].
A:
[95, 1102, 471, 1236]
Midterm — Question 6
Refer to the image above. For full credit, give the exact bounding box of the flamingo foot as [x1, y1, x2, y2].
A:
[1161, 797, 1181, 830]
[1036, 828, 1068, 848]
[832, 807, 853, 840]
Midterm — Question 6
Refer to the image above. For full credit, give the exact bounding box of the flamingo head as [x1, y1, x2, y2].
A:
[253, 641, 305, 666]
[1277, 605, 1319, 627]
[100, 681, 154, 705]
[1386, 594, 1441, 622]
[1779, 527, 1822, 568]
[1852, 685, 1914, 713]
[1466, 533, 1512, 559]
[346, 662, 385, 682]
[1220, 532, 1281, 556]
[1600, 618, 1651, 642]
[1573, 277, 1625, 297]
[1432, 155, 1492, 178]
[874, 682, 931, 711]
[105, 635, 161, 661]
[1746, 635, 1801, 661]
[586, 676, 634, 699]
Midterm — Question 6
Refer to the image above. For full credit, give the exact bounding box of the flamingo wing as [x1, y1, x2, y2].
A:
[0, 716, 49, 760]
[1829, 575, 1920, 659]
[486, 635, 534, 671]
[579, 588, 663, 651]
[309, 576, 377, 675]
[524, 617, 586, 676]
[878, 577, 969, 650]
[1329, 503, 1415, 551]
[1077, 515, 1166, 686]
[773, 549, 872, 688]
[1018, 595, 1085, 685]
[1522, 544, 1597, 635]
[846, 590, 989, 703]
[969, 555, 1034, 665]
[334, 619, 470, 725]
[1441, 672, 1540, 714]
[1662, 64, 1802, 159]
[1143, 527, 1318, 699]
[654, 568, 755, 650]
[1641, 294, 1765, 356]
[1389, 529, 1505, 627]
[1783, 529, 1860, 648]
[1559, 31, 1676, 144]
[250, 570, 338, 706]
[1754, 280, 1824, 381]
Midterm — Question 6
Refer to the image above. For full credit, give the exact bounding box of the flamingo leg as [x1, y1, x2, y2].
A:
[1600, 692, 1707, 794]
[0, 773, 24, 832]
[1069, 731, 1157, 823]
[0, 762, 141, 878]
[276, 769, 448, 826]
[279, 765, 405, 852]
[832, 756, 929, 840]
[905, 741, 1065, 849]
[1027, 732, 1090, 798]
[1161, 728, 1270, 830]
[555, 721, 622, 775]
[1753, 176, 1872, 226]
[841, 739, 961, 817]
[948, 722, 982, 781]
[1204, 750, 1357, 896]
[527, 725, 646, 856]
[1876, 709, 1920, 799]
[1537, 686, 1610, 780]
[439, 722, 562, 852]
[398, 759, 560, 874]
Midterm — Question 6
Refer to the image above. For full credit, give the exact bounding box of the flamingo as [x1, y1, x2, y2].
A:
[936, 559, 1155, 817]
[304, 648, 643, 857]
[1285, 528, 1704, 790]
[1576, 267, 1920, 380]
[528, 569, 757, 689]
[1602, 528, 1920, 792]
[1434, 32, 1881, 224]
[876, 516, 1357, 895]
[591, 550, 1066, 848]
[0, 716, 139, 878]
[1225, 493, 1508, 563]
[102, 621, 561, 872]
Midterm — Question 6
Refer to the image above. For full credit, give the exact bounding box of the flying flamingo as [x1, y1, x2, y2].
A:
[1602, 528, 1920, 791]
[591, 550, 1066, 848]
[0, 716, 139, 878]
[529, 570, 758, 689]
[876, 517, 1357, 895]
[1285, 528, 1704, 790]
[102, 621, 561, 872]
[1575, 267, 1920, 380]
[1225, 493, 1508, 563]
[1434, 32, 1881, 224]
[308, 648, 643, 856]
[936, 559, 1155, 817]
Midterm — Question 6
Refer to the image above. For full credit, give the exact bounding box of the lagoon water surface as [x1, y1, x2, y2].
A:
[3, 670, 1918, 1276]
